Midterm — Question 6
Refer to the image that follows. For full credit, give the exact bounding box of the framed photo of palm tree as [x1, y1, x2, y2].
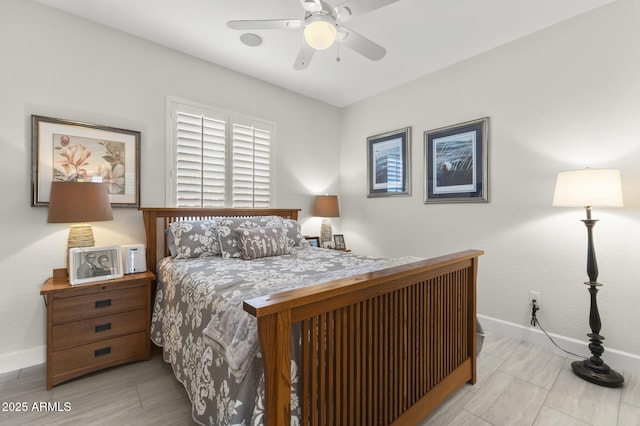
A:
[424, 117, 489, 204]
[31, 115, 141, 207]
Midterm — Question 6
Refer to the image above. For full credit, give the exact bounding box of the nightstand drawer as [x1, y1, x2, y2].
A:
[52, 286, 146, 323]
[50, 332, 147, 376]
[52, 309, 147, 350]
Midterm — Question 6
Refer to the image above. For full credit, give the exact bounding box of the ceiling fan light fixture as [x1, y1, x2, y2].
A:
[303, 15, 336, 50]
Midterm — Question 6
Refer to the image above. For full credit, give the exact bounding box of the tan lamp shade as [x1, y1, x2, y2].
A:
[312, 195, 340, 217]
[48, 182, 113, 250]
[552, 168, 623, 207]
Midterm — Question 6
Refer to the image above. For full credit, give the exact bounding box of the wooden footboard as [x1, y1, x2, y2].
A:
[244, 249, 483, 426]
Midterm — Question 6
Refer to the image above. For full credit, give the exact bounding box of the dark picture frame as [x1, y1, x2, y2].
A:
[69, 245, 123, 285]
[305, 236, 321, 247]
[333, 234, 346, 250]
[424, 117, 489, 204]
[367, 127, 411, 197]
[31, 115, 141, 207]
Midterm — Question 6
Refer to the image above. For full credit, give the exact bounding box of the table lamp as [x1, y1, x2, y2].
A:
[552, 168, 624, 387]
[48, 182, 113, 268]
[312, 195, 340, 245]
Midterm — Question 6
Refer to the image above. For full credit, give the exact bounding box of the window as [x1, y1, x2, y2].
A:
[167, 98, 273, 208]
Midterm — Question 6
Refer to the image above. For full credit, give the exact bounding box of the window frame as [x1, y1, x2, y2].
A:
[165, 96, 276, 208]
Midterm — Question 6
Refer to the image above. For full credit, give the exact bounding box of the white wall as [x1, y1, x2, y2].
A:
[340, 0, 640, 358]
[0, 0, 340, 372]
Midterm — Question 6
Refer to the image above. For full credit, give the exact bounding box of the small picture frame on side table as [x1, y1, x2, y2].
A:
[305, 236, 321, 247]
[69, 245, 124, 285]
[333, 234, 346, 250]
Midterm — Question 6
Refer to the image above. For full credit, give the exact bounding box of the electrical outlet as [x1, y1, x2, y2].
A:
[529, 291, 541, 307]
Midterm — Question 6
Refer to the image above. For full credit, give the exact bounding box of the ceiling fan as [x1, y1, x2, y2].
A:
[227, 0, 399, 70]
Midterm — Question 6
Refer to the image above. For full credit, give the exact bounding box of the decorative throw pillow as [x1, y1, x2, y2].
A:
[235, 226, 290, 260]
[281, 219, 309, 247]
[168, 220, 220, 259]
[216, 216, 284, 258]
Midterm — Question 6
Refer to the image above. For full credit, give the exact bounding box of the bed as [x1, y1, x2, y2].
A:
[141, 207, 483, 425]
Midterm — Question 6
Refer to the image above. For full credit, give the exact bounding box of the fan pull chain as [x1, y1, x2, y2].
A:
[336, 42, 341, 62]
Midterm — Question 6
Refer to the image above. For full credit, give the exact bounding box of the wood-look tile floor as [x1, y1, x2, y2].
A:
[1, 332, 638, 425]
[420, 331, 640, 426]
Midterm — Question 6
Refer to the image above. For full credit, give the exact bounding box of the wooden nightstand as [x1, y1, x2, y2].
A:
[40, 270, 155, 389]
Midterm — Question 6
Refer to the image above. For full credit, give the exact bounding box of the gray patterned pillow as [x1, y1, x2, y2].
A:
[235, 226, 290, 260]
[216, 216, 284, 258]
[168, 220, 220, 259]
[281, 219, 310, 247]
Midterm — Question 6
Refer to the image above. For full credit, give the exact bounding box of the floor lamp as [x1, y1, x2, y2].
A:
[552, 168, 624, 387]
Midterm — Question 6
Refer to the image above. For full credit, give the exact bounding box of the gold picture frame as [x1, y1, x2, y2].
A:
[31, 115, 141, 207]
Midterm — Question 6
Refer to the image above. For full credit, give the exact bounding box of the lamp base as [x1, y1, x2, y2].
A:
[571, 359, 624, 387]
[68, 224, 95, 249]
[320, 218, 333, 246]
[66, 224, 95, 271]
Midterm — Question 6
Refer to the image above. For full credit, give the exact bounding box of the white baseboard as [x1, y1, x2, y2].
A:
[478, 314, 640, 375]
[0, 345, 45, 374]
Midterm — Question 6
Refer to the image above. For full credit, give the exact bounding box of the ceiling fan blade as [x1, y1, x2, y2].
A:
[227, 19, 302, 30]
[339, 27, 386, 61]
[293, 42, 316, 70]
[334, 0, 399, 22]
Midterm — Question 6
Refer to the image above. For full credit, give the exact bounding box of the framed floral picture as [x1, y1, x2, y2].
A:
[424, 117, 489, 203]
[31, 115, 141, 207]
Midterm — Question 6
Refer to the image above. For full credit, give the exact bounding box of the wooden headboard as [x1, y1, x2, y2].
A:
[139, 207, 301, 270]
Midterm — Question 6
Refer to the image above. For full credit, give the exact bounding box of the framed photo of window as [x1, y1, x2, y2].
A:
[305, 236, 321, 247]
[367, 127, 411, 197]
[333, 234, 346, 250]
[424, 117, 489, 203]
[31, 115, 141, 207]
[69, 245, 124, 285]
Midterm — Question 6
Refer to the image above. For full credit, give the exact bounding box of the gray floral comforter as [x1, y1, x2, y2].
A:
[151, 246, 419, 426]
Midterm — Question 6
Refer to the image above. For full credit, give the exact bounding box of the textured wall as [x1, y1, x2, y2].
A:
[339, 0, 640, 356]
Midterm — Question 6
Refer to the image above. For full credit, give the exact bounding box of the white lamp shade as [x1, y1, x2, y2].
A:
[552, 168, 623, 207]
[304, 16, 336, 50]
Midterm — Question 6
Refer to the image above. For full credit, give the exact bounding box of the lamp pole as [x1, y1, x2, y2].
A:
[570, 206, 624, 387]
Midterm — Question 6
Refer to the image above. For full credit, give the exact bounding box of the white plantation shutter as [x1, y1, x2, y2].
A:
[232, 123, 271, 208]
[175, 112, 226, 207]
[168, 99, 273, 208]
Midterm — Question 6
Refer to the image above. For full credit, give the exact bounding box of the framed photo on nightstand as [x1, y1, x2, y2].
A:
[69, 245, 123, 285]
[305, 236, 321, 247]
[333, 234, 346, 250]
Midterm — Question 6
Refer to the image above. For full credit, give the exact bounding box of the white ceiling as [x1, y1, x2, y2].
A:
[34, 0, 614, 107]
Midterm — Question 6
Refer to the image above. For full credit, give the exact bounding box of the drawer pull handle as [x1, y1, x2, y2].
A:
[94, 347, 111, 357]
[95, 299, 112, 308]
[95, 323, 112, 333]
